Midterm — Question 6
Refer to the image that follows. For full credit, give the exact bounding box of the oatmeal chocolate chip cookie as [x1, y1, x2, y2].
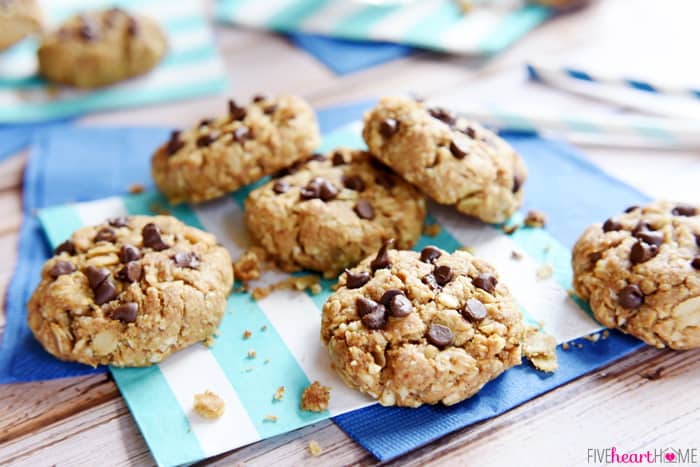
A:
[28, 215, 234, 367]
[152, 95, 321, 204]
[321, 245, 524, 407]
[572, 201, 700, 350]
[244, 148, 426, 277]
[362, 96, 527, 224]
[0, 0, 42, 51]
[37, 8, 166, 88]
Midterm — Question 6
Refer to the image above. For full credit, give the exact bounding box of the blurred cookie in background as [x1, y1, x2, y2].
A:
[0, 0, 42, 51]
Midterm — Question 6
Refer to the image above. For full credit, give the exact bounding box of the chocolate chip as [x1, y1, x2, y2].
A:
[332, 151, 345, 166]
[199, 118, 213, 128]
[116, 262, 142, 283]
[119, 244, 141, 263]
[308, 153, 326, 162]
[85, 265, 109, 289]
[196, 132, 219, 147]
[273, 180, 291, 194]
[618, 284, 644, 309]
[342, 175, 366, 192]
[54, 240, 75, 256]
[78, 17, 98, 41]
[672, 204, 696, 216]
[319, 180, 339, 201]
[420, 246, 442, 264]
[462, 298, 487, 322]
[603, 219, 623, 232]
[426, 323, 453, 348]
[50, 260, 75, 278]
[624, 205, 639, 213]
[94, 279, 118, 305]
[173, 251, 200, 269]
[354, 200, 375, 220]
[166, 131, 185, 156]
[434, 265, 454, 286]
[345, 269, 370, 289]
[274, 161, 304, 178]
[428, 107, 456, 126]
[449, 138, 470, 159]
[142, 223, 169, 251]
[630, 240, 658, 265]
[361, 306, 388, 330]
[357, 297, 379, 317]
[252, 94, 266, 103]
[379, 118, 400, 138]
[264, 104, 277, 115]
[233, 126, 251, 143]
[696, 234, 700, 248]
[228, 99, 246, 121]
[370, 239, 393, 272]
[632, 221, 654, 236]
[462, 126, 477, 139]
[691, 256, 700, 269]
[108, 217, 129, 228]
[94, 227, 116, 243]
[512, 173, 523, 193]
[634, 229, 664, 247]
[422, 273, 439, 290]
[126, 17, 139, 36]
[380, 289, 404, 308]
[473, 273, 497, 294]
[300, 185, 319, 200]
[112, 302, 138, 323]
[389, 294, 413, 318]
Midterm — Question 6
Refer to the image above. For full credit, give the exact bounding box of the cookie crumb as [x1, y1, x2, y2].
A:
[511, 250, 524, 260]
[562, 342, 570, 350]
[233, 247, 268, 282]
[423, 223, 442, 237]
[602, 330, 610, 340]
[128, 183, 145, 194]
[149, 202, 171, 215]
[577, 343, 583, 349]
[243, 329, 252, 339]
[522, 325, 558, 372]
[253, 275, 322, 300]
[583, 333, 600, 343]
[244, 366, 254, 373]
[204, 334, 217, 348]
[308, 439, 322, 457]
[641, 367, 664, 381]
[301, 381, 331, 412]
[193, 390, 225, 420]
[260, 325, 267, 331]
[247, 349, 256, 359]
[536, 263, 554, 280]
[263, 414, 278, 422]
[502, 223, 521, 235]
[252, 286, 272, 301]
[524, 209, 547, 228]
[273, 386, 285, 401]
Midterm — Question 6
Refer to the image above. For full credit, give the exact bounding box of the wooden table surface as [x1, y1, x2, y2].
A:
[1, 1, 699, 465]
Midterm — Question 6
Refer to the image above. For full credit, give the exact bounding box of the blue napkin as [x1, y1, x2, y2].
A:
[0, 101, 650, 462]
[290, 34, 412, 75]
[0, 121, 68, 162]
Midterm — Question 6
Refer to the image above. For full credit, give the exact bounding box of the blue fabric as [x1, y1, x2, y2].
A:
[0, 120, 68, 162]
[0, 101, 651, 461]
[290, 33, 412, 75]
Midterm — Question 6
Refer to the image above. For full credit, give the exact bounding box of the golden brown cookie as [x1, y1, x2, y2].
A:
[152, 95, 321, 204]
[363, 96, 527, 223]
[0, 0, 42, 51]
[28, 215, 233, 367]
[572, 201, 700, 349]
[321, 245, 524, 407]
[37, 8, 166, 88]
[244, 148, 426, 277]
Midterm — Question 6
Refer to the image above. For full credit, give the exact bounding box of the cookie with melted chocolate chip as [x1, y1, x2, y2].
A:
[27, 215, 233, 367]
[362, 96, 527, 223]
[152, 95, 320, 204]
[322, 245, 524, 407]
[244, 148, 426, 277]
[572, 200, 700, 349]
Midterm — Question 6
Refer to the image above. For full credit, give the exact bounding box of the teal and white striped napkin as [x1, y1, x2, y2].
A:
[0, 0, 227, 123]
[216, 0, 551, 56]
[37, 124, 601, 466]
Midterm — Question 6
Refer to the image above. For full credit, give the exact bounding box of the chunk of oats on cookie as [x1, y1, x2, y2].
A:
[301, 381, 331, 412]
[193, 390, 225, 420]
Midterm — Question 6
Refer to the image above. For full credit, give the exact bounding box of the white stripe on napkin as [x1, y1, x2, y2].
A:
[299, 1, 366, 32]
[232, 0, 296, 26]
[368, 1, 445, 40]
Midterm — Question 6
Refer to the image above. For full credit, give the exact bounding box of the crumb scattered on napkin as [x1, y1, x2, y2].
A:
[524, 209, 547, 228]
[193, 390, 225, 420]
[523, 325, 558, 373]
[301, 381, 331, 412]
